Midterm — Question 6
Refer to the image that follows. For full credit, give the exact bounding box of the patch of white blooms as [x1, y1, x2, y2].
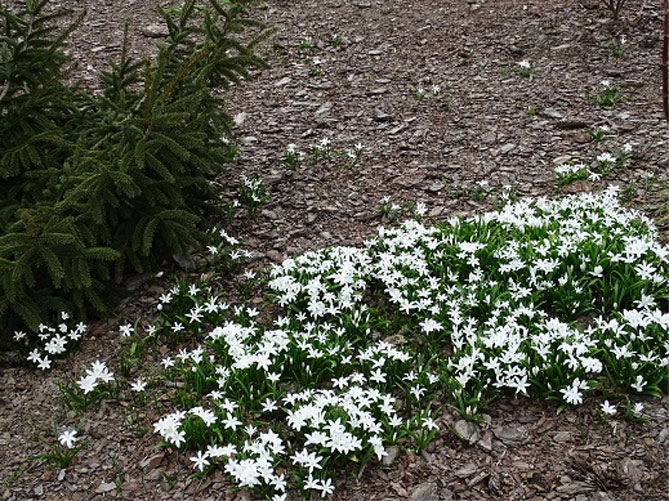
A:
[153, 302, 430, 499]
[77, 360, 114, 394]
[554, 162, 596, 181]
[18, 312, 86, 370]
[554, 147, 632, 184]
[149, 186, 666, 499]
[240, 175, 266, 205]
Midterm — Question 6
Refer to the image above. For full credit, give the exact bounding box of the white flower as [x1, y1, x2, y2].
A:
[37, 356, 52, 371]
[77, 375, 98, 394]
[600, 400, 617, 416]
[596, 152, 615, 163]
[291, 448, 323, 473]
[119, 324, 134, 337]
[420, 318, 441, 334]
[131, 379, 147, 392]
[389, 415, 403, 427]
[370, 368, 386, 384]
[161, 357, 175, 369]
[317, 477, 334, 497]
[518, 60, 531, 69]
[414, 201, 427, 217]
[560, 379, 585, 405]
[410, 385, 427, 400]
[86, 360, 108, 379]
[190, 450, 210, 472]
[244, 424, 257, 437]
[59, 430, 78, 449]
[422, 417, 439, 431]
[222, 413, 242, 430]
[97, 368, 114, 384]
[590, 265, 604, 277]
[262, 398, 278, 413]
[630, 375, 645, 393]
[27, 349, 41, 364]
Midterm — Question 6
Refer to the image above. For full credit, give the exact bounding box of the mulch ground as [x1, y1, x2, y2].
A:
[1, 0, 668, 499]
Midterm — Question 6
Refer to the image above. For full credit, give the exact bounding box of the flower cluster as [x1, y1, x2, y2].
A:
[239, 175, 270, 217]
[554, 147, 632, 186]
[608, 35, 628, 58]
[554, 162, 594, 184]
[377, 196, 428, 222]
[414, 84, 441, 101]
[19, 313, 87, 370]
[56, 359, 116, 412]
[585, 80, 627, 108]
[282, 143, 305, 170]
[310, 138, 363, 168]
[511, 60, 538, 82]
[513, 60, 536, 80]
[77, 360, 114, 394]
[203, 226, 254, 275]
[265, 186, 667, 415]
[141, 187, 666, 497]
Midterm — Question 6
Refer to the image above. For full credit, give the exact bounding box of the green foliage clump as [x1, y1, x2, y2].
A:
[0, 0, 268, 341]
[600, 0, 626, 21]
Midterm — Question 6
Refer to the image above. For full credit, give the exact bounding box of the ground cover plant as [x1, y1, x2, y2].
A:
[71, 187, 666, 499]
[511, 60, 537, 81]
[0, 0, 267, 340]
[553, 146, 633, 187]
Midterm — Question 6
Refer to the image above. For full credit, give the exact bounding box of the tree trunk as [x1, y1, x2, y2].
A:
[664, 0, 669, 121]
